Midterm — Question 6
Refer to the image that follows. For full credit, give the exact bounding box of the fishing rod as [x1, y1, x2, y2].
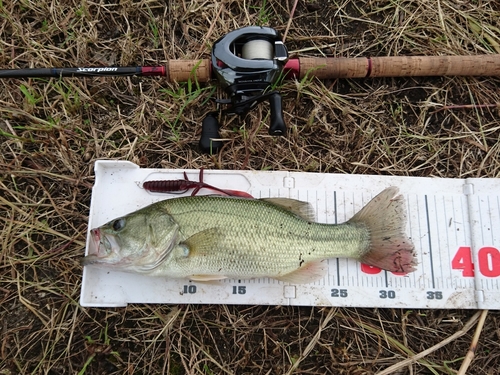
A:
[2, 26, 500, 153]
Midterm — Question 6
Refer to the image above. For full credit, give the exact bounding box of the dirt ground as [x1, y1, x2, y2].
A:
[1, 0, 500, 374]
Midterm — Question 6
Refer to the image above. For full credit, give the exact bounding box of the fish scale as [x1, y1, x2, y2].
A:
[154, 195, 370, 279]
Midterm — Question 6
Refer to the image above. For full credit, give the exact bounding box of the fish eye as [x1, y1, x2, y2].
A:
[112, 218, 125, 231]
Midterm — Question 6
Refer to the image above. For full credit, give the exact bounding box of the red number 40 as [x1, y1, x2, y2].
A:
[451, 246, 500, 278]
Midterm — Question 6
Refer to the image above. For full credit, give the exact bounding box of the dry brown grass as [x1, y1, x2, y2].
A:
[1, 0, 500, 374]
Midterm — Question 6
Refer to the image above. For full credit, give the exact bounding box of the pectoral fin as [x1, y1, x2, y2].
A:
[181, 228, 223, 257]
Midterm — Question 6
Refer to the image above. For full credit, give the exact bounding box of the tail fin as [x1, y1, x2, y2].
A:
[348, 187, 417, 273]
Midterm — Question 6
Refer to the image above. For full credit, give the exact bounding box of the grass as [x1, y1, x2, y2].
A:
[1, 0, 500, 374]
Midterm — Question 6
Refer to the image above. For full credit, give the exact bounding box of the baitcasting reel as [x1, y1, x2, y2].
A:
[199, 26, 289, 153]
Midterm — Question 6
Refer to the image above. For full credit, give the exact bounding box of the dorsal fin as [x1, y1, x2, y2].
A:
[261, 198, 316, 221]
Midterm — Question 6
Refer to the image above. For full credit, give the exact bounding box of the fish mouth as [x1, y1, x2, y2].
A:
[81, 228, 118, 266]
[91, 228, 100, 244]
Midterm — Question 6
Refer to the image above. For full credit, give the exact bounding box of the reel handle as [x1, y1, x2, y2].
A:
[268, 92, 286, 135]
[199, 114, 223, 154]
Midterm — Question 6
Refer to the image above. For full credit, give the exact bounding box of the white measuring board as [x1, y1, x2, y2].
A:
[80, 160, 500, 309]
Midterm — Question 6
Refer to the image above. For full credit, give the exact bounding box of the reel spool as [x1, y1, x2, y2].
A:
[199, 26, 289, 154]
[241, 39, 274, 60]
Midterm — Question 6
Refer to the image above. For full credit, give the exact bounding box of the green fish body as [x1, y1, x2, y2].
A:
[82, 187, 416, 284]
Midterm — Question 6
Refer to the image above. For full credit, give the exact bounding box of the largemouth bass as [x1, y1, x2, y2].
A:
[82, 187, 416, 283]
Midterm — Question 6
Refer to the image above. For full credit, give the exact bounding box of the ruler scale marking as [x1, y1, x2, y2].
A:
[453, 195, 461, 288]
[333, 191, 341, 287]
[475, 194, 484, 305]
[424, 195, 436, 289]
[406, 194, 417, 291]
[443, 195, 452, 290]
[434, 195, 443, 290]
[415, 195, 426, 290]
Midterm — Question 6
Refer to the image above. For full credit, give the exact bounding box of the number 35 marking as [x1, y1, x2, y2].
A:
[426, 291, 443, 300]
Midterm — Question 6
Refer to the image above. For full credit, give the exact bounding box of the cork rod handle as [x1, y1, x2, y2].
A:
[165, 60, 211, 82]
[296, 55, 500, 79]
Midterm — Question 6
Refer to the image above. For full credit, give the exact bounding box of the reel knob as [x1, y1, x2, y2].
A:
[268, 92, 286, 135]
[199, 113, 223, 154]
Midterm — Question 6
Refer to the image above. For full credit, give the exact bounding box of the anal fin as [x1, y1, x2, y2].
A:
[274, 260, 327, 284]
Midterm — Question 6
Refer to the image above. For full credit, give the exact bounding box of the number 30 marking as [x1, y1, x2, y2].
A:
[379, 290, 396, 299]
